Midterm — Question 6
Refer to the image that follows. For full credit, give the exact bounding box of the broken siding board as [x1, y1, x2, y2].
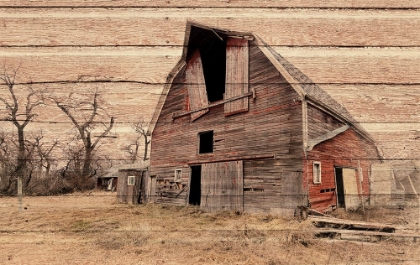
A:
[315, 229, 420, 242]
[310, 216, 396, 232]
[184, 51, 209, 121]
[224, 38, 249, 116]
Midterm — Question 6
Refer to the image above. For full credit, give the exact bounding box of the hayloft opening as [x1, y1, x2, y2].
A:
[199, 39, 226, 102]
[198, 131, 214, 154]
[187, 26, 227, 103]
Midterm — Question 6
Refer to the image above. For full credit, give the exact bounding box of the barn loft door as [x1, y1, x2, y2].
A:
[185, 51, 209, 121]
[201, 160, 244, 212]
[224, 38, 249, 116]
[342, 168, 360, 210]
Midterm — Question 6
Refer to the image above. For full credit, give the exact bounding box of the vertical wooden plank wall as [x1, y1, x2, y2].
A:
[0, 2, 418, 166]
[200, 161, 243, 212]
[224, 38, 249, 115]
[185, 51, 209, 121]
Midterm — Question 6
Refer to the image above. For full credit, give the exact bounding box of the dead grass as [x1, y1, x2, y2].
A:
[0, 191, 419, 265]
[329, 206, 420, 229]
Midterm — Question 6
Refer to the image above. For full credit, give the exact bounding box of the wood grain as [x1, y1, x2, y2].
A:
[0, 3, 418, 166]
[1, 1, 419, 8]
[1, 9, 420, 46]
[1, 47, 419, 84]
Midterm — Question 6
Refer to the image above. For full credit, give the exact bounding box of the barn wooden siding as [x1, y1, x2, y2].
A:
[0, 2, 418, 170]
[116, 169, 148, 204]
[304, 126, 380, 212]
[151, 43, 304, 214]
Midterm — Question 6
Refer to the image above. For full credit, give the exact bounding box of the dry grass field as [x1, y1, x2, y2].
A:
[0, 191, 419, 265]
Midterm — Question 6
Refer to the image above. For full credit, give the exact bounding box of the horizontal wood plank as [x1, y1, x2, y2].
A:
[1, 9, 420, 46]
[1, 47, 420, 84]
[1, 1, 420, 8]
[0, 5, 418, 169]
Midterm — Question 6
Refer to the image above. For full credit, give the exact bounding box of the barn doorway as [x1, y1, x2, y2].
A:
[335, 167, 359, 210]
[335, 168, 345, 208]
[201, 161, 244, 212]
[189, 165, 202, 206]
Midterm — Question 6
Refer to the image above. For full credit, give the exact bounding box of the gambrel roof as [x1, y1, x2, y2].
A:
[149, 22, 374, 144]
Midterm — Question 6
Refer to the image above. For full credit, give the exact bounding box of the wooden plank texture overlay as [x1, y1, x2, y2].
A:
[0, 3, 418, 163]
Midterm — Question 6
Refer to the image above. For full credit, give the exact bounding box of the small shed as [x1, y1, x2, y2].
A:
[96, 169, 118, 192]
[116, 164, 149, 205]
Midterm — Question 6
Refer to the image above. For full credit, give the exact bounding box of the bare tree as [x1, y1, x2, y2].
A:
[29, 131, 58, 178]
[53, 90, 115, 184]
[0, 67, 45, 194]
[123, 117, 151, 163]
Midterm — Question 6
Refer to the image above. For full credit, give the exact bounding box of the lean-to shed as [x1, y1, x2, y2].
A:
[148, 23, 382, 215]
[96, 167, 119, 192]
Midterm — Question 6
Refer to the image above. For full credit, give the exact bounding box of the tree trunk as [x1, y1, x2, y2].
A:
[143, 136, 149, 161]
[82, 147, 93, 179]
[17, 177, 22, 212]
[16, 127, 26, 197]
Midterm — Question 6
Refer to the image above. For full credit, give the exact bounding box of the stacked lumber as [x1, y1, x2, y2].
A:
[309, 216, 420, 242]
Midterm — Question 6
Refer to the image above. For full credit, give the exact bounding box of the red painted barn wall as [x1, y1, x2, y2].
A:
[303, 127, 381, 212]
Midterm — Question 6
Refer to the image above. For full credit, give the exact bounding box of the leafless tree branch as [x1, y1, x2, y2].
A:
[0, 66, 45, 194]
[53, 89, 115, 181]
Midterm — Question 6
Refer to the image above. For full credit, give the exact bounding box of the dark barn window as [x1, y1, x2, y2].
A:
[199, 39, 226, 102]
[198, 131, 214, 154]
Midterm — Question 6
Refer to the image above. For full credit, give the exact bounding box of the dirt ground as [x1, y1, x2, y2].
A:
[0, 192, 419, 265]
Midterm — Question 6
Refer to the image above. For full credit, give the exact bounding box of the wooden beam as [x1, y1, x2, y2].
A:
[187, 154, 275, 165]
[315, 229, 420, 242]
[302, 100, 309, 157]
[309, 216, 396, 232]
[172, 92, 253, 119]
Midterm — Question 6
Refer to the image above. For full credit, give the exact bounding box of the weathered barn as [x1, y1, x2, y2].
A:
[148, 23, 382, 215]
